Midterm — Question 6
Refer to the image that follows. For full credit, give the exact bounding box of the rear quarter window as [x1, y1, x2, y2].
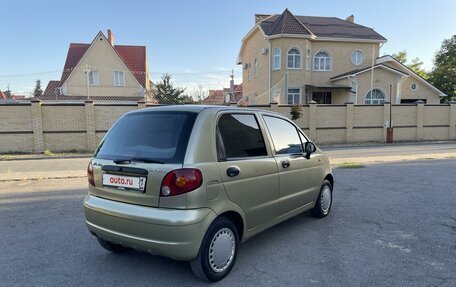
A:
[95, 111, 197, 163]
[217, 113, 267, 160]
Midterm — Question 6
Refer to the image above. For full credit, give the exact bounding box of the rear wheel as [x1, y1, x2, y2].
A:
[190, 217, 239, 282]
[97, 238, 127, 253]
[312, 180, 333, 218]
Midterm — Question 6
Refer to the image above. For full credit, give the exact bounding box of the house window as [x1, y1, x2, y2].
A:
[273, 48, 281, 70]
[306, 48, 311, 70]
[287, 88, 300, 105]
[287, 48, 301, 69]
[313, 51, 331, 71]
[113, 71, 125, 87]
[365, 89, 386, 104]
[410, 82, 418, 91]
[253, 59, 258, 78]
[351, 51, 364, 66]
[88, 71, 99, 86]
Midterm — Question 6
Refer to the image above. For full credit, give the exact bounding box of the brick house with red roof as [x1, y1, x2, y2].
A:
[202, 84, 243, 105]
[43, 30, 152, 101]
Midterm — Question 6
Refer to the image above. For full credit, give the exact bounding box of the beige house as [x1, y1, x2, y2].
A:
[238, 9, 446, 105]
[43, 30, 152, 101]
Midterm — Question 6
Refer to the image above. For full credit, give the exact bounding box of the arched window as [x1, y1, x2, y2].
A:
[273, 48, 281, 70]
[314, 51, 331, 71]
[365, 89, 386, 104]
[253, 59, 258, 78]
[287, 48, 301, 69]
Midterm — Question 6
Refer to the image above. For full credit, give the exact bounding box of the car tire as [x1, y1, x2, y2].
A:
[190, 217, 239, 282]
[312, 180, 333, 218]
[97, 238, 127, 253]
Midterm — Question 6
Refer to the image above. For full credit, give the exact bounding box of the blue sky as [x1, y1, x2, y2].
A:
[1, 0, 455, 94]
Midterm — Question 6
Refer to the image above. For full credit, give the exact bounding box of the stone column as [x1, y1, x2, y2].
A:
[383, 101, 391, 142]
[345, 102, 354, 143]
[85, 100, 97, 151]
[30, 99, 44, 153]
[449, 101, 456, 140]
[137, 101, 146, 109]
[416, 100, 425, 141]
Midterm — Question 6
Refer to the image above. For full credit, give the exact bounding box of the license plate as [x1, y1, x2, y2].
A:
[102, 174, 146, 191]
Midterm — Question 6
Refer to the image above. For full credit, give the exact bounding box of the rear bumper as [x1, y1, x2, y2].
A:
[83, 194, 216, 261]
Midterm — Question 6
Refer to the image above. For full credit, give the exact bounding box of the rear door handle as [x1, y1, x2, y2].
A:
[226, 166, 240, 177]
[282, 160, 290, 168]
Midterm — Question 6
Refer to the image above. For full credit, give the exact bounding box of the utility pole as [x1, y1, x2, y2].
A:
[229, 69, 235, 103]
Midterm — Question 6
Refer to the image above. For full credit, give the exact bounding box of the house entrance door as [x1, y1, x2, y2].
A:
[312, 91, 332, 104]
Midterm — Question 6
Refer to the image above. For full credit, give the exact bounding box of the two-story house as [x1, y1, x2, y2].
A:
[238, 9, 446, 105]
[43, 30, 152, 101]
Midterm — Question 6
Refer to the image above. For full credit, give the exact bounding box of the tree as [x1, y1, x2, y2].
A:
[33, 80, 43, 97]
[191, 83, 207, 103]
[154, 74, 186, 104]
[391, 50, 428, 79]
[429, 35, 456, 102]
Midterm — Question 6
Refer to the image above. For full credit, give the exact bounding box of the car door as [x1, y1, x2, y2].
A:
[262, 115, 321, 216]
[216, 112, 280, 230]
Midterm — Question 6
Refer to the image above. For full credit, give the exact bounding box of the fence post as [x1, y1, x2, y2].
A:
[309, 100, 317, 140]
[449, 101, 456, 140]
[270, 102, 278, 113]
[416, 100, 425, 141]
[137, 101, 146, 109]
[30, 99, 44, 153]
[85, 100, 97, 152]
[345, 102, 354, 143]
[383, 101, 391, 143]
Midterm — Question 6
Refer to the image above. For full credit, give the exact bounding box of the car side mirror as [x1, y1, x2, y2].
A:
[304, 142, 316, 159]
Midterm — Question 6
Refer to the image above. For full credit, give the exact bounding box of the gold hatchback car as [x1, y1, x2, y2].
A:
[83, 105, 333, 282]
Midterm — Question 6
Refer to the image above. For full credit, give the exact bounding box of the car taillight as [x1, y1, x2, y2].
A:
[160, 168, 203, 197]
[87, 162, 95, 186]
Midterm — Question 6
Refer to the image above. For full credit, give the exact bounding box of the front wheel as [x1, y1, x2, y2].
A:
[312, 180, 333, 218]
[190, 217, 239, 282]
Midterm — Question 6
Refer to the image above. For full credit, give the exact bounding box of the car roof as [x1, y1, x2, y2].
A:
[128, 105, 282, 116]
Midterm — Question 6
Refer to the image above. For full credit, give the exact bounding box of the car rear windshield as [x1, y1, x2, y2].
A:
[95, 111, 197, 164]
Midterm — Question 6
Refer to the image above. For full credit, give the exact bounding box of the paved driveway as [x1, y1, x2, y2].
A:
[0, 159, 455, 286]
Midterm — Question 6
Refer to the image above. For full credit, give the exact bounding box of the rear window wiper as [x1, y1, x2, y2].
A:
[113, 157, 164, 164]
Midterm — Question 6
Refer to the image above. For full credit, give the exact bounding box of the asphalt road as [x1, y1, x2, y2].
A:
[1, 159, 456, 286]
[1, 141, 455, 181]
[322, 141, 456, 159]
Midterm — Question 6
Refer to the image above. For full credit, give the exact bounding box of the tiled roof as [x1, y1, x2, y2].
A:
[43, 80, 61, 97]
[37, 95, 146, 102]
[259, 9, 385, 41]
[202, 84, 243, 105]
[330, 64, 408, 80]
[60, 43, 90, 84]
[114, 45, 147, 87]
[202, 89, 225, 105]
[268, 9, 311, 35]
[0, 91, 26, 100]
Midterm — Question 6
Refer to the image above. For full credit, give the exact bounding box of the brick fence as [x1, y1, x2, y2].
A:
[0, 100, 455, 153]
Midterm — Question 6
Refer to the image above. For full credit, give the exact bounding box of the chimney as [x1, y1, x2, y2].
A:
[107, 29, 114, 46]
[345, 15, 354, 23]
